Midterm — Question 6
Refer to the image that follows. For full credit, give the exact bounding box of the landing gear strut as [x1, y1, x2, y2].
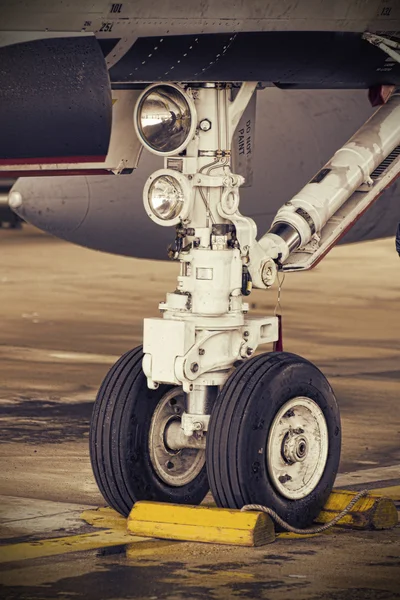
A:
[90, 81, 344, 525]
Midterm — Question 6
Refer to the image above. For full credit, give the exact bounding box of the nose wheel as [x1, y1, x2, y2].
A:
[206, 352, 341, 528]
[89, 346, 209, 517]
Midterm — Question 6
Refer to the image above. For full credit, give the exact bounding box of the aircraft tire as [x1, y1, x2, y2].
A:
[90, 346, 209, 517]
[206, 351, 341, 529]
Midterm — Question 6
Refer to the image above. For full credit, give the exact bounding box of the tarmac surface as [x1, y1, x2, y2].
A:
[0, 226, 399, 599]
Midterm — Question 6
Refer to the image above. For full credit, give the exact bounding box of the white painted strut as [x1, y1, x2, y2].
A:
[141, 83, 279, 430]
[258, 93, 400, 265]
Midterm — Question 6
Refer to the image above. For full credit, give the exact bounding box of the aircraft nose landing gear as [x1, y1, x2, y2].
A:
[90, 81, 341, 526]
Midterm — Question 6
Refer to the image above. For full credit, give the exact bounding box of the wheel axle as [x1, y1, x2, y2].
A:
[165, 420, 206, 451]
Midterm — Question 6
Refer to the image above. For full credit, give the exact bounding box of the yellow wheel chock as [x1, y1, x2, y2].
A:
[123, 490, 398, 547]
[127, 501, 275, 547]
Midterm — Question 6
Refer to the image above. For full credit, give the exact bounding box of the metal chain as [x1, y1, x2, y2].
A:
[240, 489, 369, 535]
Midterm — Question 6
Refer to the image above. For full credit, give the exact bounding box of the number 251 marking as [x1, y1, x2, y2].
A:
[100, 22, 114, 32]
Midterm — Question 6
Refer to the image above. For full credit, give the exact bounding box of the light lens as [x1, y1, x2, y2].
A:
[148, 175, 185, 221]
[137, 85, 193, 154]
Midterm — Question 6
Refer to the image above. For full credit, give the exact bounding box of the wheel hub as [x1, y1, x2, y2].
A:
[267, 397, 329, 500]
[282, 430, 309, 464]
[149, 388, 205, 487]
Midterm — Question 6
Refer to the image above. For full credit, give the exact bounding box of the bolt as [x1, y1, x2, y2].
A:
[193, 422, 203, 431]
[243, 331, 249, 338]
[173, 406, 181, 414]
[246, 347, 253, 356]
[199, 118, 212, 132]
[262, 266, 273, 284]
[199, 348, 205, 355]
[190, 362, 199, 373]
[261, 259, 276, 288]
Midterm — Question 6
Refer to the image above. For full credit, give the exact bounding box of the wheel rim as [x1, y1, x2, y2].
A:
[267, 396, 329, 500]
[149, 387, 205, 487]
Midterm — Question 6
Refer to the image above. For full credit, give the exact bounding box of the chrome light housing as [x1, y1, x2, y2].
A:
[134, 83, 197, 156]
[143, 169, 192, 226]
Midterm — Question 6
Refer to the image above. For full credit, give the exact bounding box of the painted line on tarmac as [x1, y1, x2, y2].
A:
[370, 485, 400, 501]
[1, 466, 399, 564]
[335, 464, 400, 488]
[341, 479, 400, 494]
[0, 345, 120, 365]
[0, 529, 152, 564]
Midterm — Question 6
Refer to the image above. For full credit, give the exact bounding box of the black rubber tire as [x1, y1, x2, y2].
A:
[90, 346, 209, 516]
[206, 351, 341, 529]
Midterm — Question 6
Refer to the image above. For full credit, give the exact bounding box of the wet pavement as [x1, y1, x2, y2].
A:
[0, 508, 399, 600]
[0, 227, 399, 599]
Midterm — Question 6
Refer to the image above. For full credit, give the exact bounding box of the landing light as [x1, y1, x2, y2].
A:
[143, 169, 192, 226]
[134, 83, 197, 156]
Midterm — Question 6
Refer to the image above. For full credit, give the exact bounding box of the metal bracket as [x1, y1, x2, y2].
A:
[181, 412, 210, 436]
[192, 173, 244, 188]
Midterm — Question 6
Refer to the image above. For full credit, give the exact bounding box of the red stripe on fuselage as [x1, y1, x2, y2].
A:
[0, 169, 111, 177]
[0, 155, 106, 166]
